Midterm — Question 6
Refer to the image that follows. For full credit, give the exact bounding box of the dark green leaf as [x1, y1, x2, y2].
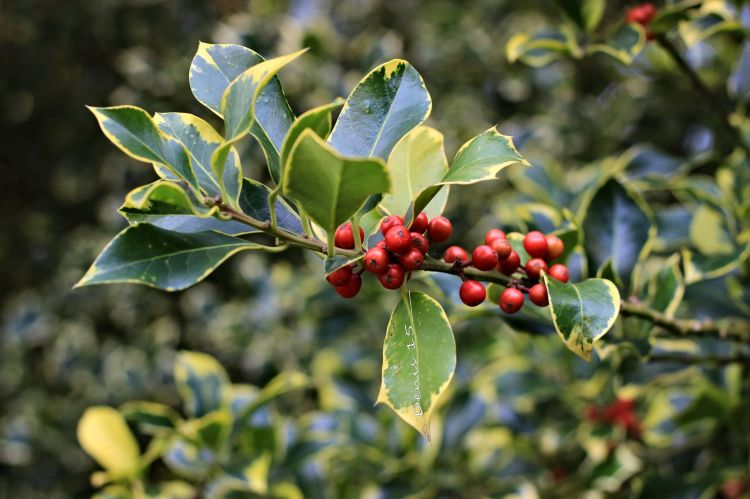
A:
[280, 98, 344, 169]
[581, 178, 654, 291]
[88, 106, 199, 195]
[75, 224, 263, 291]
[328, 59, 431, 160]
[647, 254, 684, 317]
[588, 23, 646, 65]
[174, 351, 230, 418]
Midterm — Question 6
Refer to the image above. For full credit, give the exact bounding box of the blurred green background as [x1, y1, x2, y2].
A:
[2, 0, 749, 497]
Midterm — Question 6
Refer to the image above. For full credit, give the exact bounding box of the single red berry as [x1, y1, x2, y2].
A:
[335, 222, 364, 249]
[491, 238, 512, 261]
[410, 232, 430, 254]
[525, 258, 548, 280]
[326, 265, 353, 287]
[409, 212, 429, 234]
[400, 247, 425, 270]
[523, 231, 548, 258]
[528, 283, 549, 306]
[379, 263, 405, 290]
[498, 250, 521, 275]
[545, 235, 564, 261]
[459, 280, 486, 307]
[364, 247, 389, 274]
[444, 245, 469, 264]
[385, 225, 412, 255]
[471, 245, 499, 271]
[548, 264, 570, 283]
[375, 240, 386, 249]
[626, 3, 656, 25]
[380, 215, 404, 235]
[427, 216, 452, 243]
[335, 273, 362, 298]
[499, 287, 524, 314]
[484, 228, 507, 246]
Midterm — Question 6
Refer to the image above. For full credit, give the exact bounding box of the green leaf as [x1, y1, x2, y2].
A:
[377, 291, 455, 440]
[682, 239, 750, 285]
[211, 48, 307, 193]
[381, 126, 448, 218]
[174, 351, 230, 418]
[649, 1, 699, 34]
[328, 59, 431, 160]
[182, 410, 232, 450]
[120, 401, 181, 436]
[440, 127, 529, 185]
[234, 371, 309, 422]
[77, 406, 140, 478]
[552, 0, 605, 32]
[206, 455, 272, 496]
[689, 205, 735, 256]
[647, 254, 685, 318]
[119, 181, 247, 235]
[154, 112, 241, 204]
[189, 42, 296, 183]
[596, 258, 624, 290]
[506, 27, 581, 67]
[280, 98, 344, 168]
[282, 130, 390, 235]
[163, 437, 214, 480]
[588, 23, 646, 65]
[542, 274, 621, 361]
[88, 106, 200, 195]
[324, 254, 364, 277]
[75, 224, 263, 291]
[679, 11, 744, 47]
[238, 178, 304, 235]
[581, 178, 654, 291]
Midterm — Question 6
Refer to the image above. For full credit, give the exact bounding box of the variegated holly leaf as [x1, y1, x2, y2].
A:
[377, 291, 455, 440]
[543, 274, 621, 360]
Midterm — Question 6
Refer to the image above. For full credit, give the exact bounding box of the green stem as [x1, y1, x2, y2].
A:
[267, 185, 281, 230]
[352, 214, 363, 253]
[656, 34, 750, 159]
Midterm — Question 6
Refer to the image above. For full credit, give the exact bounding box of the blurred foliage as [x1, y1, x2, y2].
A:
[2, 0, 750, 497]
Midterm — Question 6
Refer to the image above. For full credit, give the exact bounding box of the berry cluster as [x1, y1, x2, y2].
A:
[445, 229, 569, 314]
[324, 215, 571, 315]
[625, 2, 656, 39]
[324, 213, 452, 298]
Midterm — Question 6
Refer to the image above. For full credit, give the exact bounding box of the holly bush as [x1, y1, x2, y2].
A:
[4, 0, 750, 497]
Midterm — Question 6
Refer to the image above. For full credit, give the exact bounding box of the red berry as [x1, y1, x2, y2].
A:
[499, 287, 524, 314]
[548, 264, 570, 283]
[335, 223, 364, 249]
[427, 216, 452, 243]
[385, 225, 412, 255]
[444, 245, 469, 264]
[380, 215, 404, 235]
[525, 258, 548, 280]
[335, 273, 362, 298]
[484, 229, 507, 246]
[459, 280, 486, 307]
[528, 283, 548, 306]
[364, 247, 389, 274]
[545, 235, 564, 261]
[410, 232, 430, 254]
[626, 3, 656, 25]
[375, 240, 387, 249]
[471, 245, 499, 271]
[379, 263, 405, 290]
[400, 247, 425, 270]
[326, 265, 353, 287]
[491, 238, 512, 261]
[523, 231, 548, 258]
[409, 212, 429, 234]
[498, 250, 521, 275]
